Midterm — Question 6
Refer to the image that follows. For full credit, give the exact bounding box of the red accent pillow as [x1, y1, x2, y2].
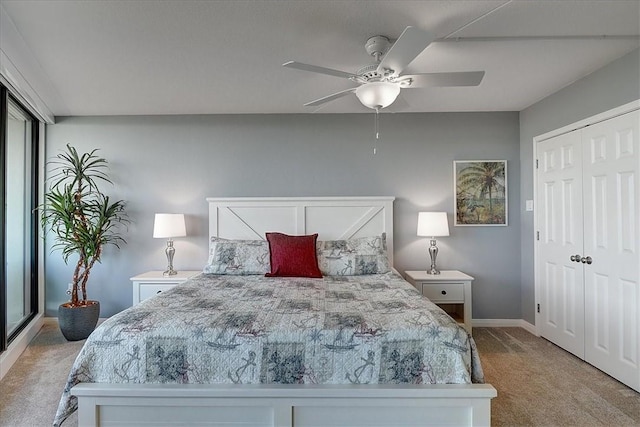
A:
[265, 232, 323, 278]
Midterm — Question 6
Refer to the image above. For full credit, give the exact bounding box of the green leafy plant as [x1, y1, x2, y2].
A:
[40, 144, 128, 307]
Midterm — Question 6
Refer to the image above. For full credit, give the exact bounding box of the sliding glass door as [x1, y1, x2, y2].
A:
[0, 85, 39, 351]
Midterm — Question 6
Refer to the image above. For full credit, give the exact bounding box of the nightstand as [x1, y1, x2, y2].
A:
[404, 270, 474, 334]
[130, 270, 200, 304]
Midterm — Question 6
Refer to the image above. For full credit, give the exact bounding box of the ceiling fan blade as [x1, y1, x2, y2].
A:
[283, 61, 356, 79]
[376, 26, 435, 75]
[401, 71, 485, 88]
[303, 87, 357, 107]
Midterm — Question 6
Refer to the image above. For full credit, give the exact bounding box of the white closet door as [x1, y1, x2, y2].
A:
[537, 130, 585, 358]
[583, 110, 639, 391]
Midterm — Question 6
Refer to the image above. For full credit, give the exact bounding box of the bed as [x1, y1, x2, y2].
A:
[57, 196, 496, 427]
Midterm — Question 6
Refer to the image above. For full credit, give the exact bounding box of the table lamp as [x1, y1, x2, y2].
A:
[153, 213, 186, 276]
[417, 212, 450, 275]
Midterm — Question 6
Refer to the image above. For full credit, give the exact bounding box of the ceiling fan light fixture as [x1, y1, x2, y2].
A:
[355, 82, 401, 109]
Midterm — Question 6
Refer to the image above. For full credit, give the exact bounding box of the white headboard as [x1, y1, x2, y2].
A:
[207, 197, 395, 265]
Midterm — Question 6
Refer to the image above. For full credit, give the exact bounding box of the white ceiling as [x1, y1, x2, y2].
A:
[1, 0, 639, 116]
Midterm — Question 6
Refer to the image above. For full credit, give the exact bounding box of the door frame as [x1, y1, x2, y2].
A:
[533, 99, 640, 336]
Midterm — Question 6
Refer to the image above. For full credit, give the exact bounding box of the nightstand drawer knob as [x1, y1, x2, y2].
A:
[441, 290, 447, 295]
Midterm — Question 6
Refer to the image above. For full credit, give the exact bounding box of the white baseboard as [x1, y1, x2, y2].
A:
[0, 314, 44, 380]
[472, 318, 538, 336]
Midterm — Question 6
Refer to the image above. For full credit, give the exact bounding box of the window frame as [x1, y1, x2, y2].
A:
[0, 84, 40, 352]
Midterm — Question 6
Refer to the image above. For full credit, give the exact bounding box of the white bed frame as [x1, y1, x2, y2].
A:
[72, 197, 496, 426]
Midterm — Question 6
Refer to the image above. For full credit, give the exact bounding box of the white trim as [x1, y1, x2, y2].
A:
[0, 55, 54, 124]
[532, 99, 640, 337]
[534, 99, 640, 143]
[0, 3, 55, 123]
[0, 314, 44, 380]
[519, 319, 537, 336]
[472, 318, 538, 336]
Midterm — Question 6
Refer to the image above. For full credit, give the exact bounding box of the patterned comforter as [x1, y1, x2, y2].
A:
[54, 271, 484, 426]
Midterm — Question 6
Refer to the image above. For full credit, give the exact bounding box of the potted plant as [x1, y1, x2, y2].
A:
[40, 144, 128, 341]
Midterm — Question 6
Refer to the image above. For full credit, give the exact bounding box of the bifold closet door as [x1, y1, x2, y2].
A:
[582, 110, 639, 391]
[537, 129, 585, 359]
[537, 108, 640, 392]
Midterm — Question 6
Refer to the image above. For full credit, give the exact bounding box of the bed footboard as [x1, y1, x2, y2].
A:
[72, 383, 496, 427]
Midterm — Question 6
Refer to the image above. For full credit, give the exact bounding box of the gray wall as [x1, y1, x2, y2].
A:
[46, 112, 521, 318]
[519, 48, 640, 324]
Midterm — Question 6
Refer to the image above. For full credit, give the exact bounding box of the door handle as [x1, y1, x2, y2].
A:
[570, 254, 581, 262]
[581, 256, 593, 265]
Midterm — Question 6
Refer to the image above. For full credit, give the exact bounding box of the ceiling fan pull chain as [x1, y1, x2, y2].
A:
[374, 107, 380, 155]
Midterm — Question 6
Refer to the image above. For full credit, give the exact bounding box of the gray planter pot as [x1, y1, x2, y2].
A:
[58, 301, 100, 341]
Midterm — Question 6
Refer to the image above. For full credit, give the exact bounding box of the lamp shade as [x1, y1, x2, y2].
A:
[417, 212, 450, 237]
[355, 82, 401, 109]
[153, 213, 186, 238]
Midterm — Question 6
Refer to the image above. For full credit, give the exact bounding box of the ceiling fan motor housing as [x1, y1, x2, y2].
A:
[365, 35, 391, 59]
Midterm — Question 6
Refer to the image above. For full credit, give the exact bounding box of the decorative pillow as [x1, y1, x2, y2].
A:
[265, 232, 323, 278]
[317, 234, 390, 276]
[203, 236, 269, 275]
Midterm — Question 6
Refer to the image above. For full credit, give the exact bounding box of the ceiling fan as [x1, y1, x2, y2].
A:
[283, 26, 485, 110]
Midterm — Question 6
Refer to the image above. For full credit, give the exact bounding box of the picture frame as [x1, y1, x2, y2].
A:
[454, 160, 507, 226]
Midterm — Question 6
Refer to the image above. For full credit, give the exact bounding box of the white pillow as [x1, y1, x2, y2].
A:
[203, 237, 269, 275]
[316, 235, 390, 276]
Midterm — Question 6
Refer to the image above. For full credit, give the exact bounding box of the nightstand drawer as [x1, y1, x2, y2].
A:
[138, 283, 176, 301]
[405, 270, 473, 334]
[131, 271, 200, 305]
[420, 282, 464, 302]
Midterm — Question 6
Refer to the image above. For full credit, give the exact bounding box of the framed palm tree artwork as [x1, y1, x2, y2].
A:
[454, 160, 507, 226]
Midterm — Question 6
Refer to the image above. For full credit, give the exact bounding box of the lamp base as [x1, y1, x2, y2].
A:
[427, 238, 440, 275]
[163, 239, 178, 276]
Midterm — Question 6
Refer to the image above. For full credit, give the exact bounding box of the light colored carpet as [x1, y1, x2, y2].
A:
[0, 323, 638, 426]
[473, 327, 640, 426]
[0, 321, 82, 427]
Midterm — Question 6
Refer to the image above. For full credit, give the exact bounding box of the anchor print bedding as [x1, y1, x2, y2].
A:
[54, 271, 484, 426]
